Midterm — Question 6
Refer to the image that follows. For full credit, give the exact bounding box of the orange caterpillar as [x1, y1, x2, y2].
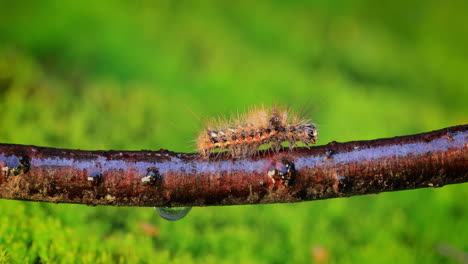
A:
[196, 106, 318, 158]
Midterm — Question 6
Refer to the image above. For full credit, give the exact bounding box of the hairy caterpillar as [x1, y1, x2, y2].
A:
[196, 106, 318, 158]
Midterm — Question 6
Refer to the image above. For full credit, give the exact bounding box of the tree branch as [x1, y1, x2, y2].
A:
[0, 125, 467, 207]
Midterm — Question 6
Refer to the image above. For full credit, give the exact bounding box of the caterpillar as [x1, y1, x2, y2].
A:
[196, 105, 318, 158]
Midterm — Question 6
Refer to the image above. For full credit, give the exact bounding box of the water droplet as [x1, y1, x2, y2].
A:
[267, 159, 296, 186]
[1, 155, 30, 177]
[87, 171, 104, 186]
[141, 168, 161, 186]
[155, 207, 192, 221]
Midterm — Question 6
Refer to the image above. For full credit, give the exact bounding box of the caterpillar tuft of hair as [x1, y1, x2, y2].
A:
[196, 105, 318, 158]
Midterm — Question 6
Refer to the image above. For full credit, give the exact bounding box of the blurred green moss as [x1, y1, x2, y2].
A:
[0, 0, 466, 263]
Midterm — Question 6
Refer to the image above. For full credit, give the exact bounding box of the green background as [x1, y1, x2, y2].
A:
[0, 1, 467, 263]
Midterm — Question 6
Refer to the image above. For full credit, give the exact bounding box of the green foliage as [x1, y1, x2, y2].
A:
[0, 0, 466, 263]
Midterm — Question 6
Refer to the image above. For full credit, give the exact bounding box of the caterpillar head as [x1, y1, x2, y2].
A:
[301, 124, 318, 144]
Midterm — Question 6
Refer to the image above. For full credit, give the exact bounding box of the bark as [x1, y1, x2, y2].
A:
[0, 125, 466, 207]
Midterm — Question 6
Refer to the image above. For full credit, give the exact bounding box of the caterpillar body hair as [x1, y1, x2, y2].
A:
[196, 105, 318, 158]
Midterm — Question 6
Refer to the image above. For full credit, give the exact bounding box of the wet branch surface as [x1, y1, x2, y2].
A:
[0, 125, 467, 207]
